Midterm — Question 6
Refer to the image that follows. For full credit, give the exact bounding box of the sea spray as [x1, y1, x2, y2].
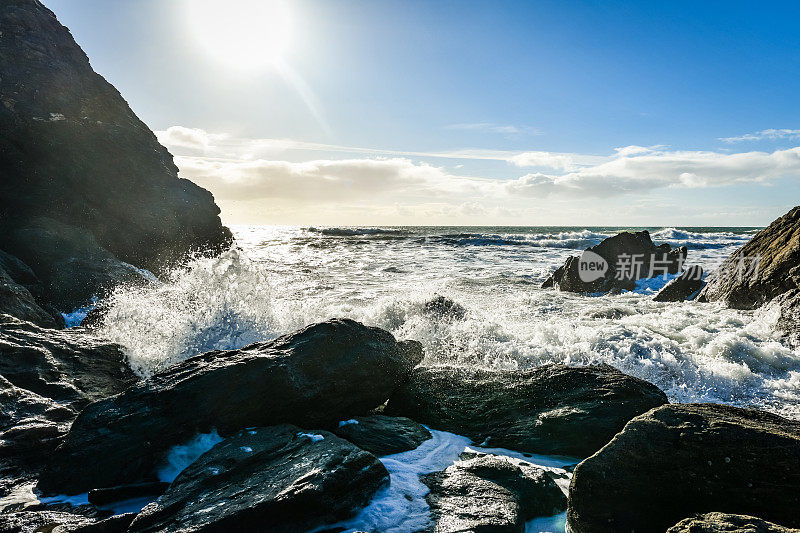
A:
[97, 248, 278, 377]
[95, 226, 800, 419]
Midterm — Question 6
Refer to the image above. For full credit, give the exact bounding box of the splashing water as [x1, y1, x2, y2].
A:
[95, 226, 800, 419]
[97, 248, 277, 376]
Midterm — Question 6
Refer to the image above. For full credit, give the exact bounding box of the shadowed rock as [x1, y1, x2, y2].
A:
[38, 319, 422, 495]
[333, 415, 432, 456]
[543, 231, 687, 294]
[385, 364, 668, 457]
[654, 265, 705, 302]
[128, 425, 389, 533]
[568, 404, 800, 532]
[0, 0, 231, 309]
[667, 512, 800, 533]
[773, 288, 800, 348]
[0, 315, 136, 407]
[698, 206, 800, 309]
[421, 454, 567, 532]
[0, 261, 58, 327]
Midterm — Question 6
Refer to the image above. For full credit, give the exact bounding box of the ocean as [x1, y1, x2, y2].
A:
[94, 226, 800, 421]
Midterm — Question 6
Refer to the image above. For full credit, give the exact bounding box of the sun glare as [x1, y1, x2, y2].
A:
[186, 0, 293, 70]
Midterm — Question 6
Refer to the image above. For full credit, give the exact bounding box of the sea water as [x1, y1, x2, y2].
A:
[94, 225, 799, 420]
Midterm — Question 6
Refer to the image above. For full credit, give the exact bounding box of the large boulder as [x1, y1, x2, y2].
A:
[128, 425, 389, 532]
[38, 319, 423, 494]
[1, 217, 153, 311]
[667, 513, 800, 533]
[567, 404, 800, 533]
[385, 364, 668, 457]
[542, 231, 687, 293]
[421, 453, 567, 533]
[698, 207, 800, 309]
[0, 314, 137, 407]
[0, 0, 231, 306]
[654, 265, 705, 302]
[333, 415, 432, 456]
[0, 262, 58, 327]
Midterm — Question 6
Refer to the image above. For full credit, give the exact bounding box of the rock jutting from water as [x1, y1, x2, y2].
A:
[698, 205, 800, 309]
[385, 363, 669, 457]
[542, 230, 687, 294]
[653, 264, 705, 302]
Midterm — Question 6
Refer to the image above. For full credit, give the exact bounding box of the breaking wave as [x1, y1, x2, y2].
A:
[94, 226, 800, 420]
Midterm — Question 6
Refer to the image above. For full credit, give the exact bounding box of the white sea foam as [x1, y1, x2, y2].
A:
[157, 430, 224, 483]
[94, 226, 800, 419]
[322, 428, 573, 533]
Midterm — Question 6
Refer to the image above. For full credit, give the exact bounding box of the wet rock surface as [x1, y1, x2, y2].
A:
[421, 453, 567, 533]
[386, 363, 668, 457]
[333, 414, 432, 456]
[654, 265, 705, 302]
[667, 512, 800, 533]
[568, 403, 800, 533]
[543, 230, 687, 294]
[128, 425, 389, 533]
[38, 319, 422, 494]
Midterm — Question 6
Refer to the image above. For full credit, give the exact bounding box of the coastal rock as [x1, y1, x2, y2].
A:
[423, 295, 467, 320]
[654, 265, 705, 302]
[0, 0, 231, 307]
[333, 415, 432, 456]
[421, 454, 567, 532]
[1, 218, 153, 311]
[697, 206, 800, 309]
[87, 482, 170, 507]
[542, 231, 687, 293]
[567, 403, 800, 532]
[667, 513, 800, 533]
[128, 425, 389, 532]
[0, 263, 58, 327]
[38, 319, 422, 494]
[0, 315, 136, 407]
[773, 288, 800, 348]
[385, 364, 668, 457]
[0, 511, 96, 532]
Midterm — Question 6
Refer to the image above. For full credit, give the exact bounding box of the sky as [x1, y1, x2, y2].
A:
[46, 0, 800, 226]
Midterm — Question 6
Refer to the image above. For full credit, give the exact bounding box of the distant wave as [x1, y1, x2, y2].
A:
[305, 227, 406, 237]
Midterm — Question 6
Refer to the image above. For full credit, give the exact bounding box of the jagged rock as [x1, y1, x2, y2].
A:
[542, 231, 687, 293]
[1, 217, 153, 311]
[773, 288, 800, 348]
[385, 364, 668, 457]
[128, 425, 389, 532]
[333, 415, 431, 456]
[0, 263, 58, 327]
[38, 319, 423, 494]
[567, 404, 800, 533]
[698, 207, 800, 309]
[0, 0, 231, 307]
[423, 295, 467, 320]
[421, 454, 567, 532]
[667, 512, 800, 533]
[0, 510, 96, 532]
[0, 315, 136, 407]
[654, 265, 705, 302]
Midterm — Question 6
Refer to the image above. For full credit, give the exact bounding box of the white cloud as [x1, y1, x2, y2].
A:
[155, 126, 800, 224]
[720, 129, 800, 143]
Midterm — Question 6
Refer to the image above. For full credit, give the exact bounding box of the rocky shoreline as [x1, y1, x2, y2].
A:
[2, 1, 800, 532]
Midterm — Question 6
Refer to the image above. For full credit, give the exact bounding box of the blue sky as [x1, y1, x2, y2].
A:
[47, 0, 800, 225]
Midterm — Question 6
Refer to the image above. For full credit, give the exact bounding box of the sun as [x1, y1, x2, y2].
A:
[185, 0, 293, 71]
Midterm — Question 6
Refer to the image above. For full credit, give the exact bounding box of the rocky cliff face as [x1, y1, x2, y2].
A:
[0, 0, 231, 309]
